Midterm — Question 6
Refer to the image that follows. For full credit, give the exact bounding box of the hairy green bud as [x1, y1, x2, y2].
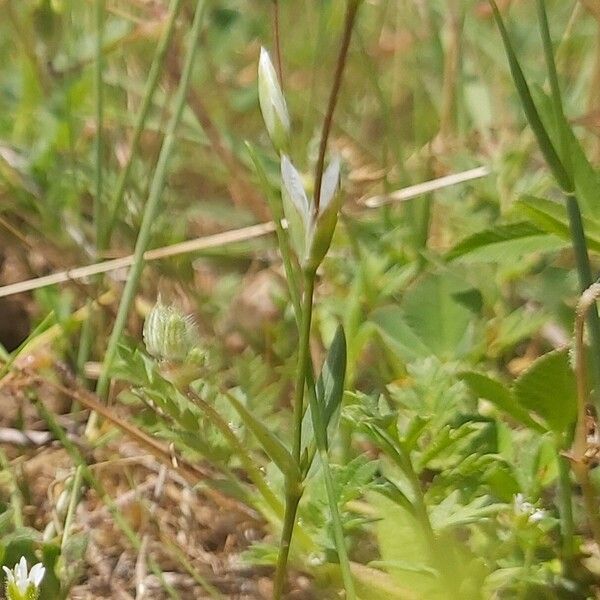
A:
[143, 297, 199, 363]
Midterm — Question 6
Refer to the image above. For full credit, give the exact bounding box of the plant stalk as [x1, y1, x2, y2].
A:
[101, 0, 185, 249]
[272, 0, 284, 86]
[570, 283, 600, 553]
[95, 0, 208, 405]
[273, 270, 315, 599]
[314, 0, 361, 210]
[94, 0, 105, 246]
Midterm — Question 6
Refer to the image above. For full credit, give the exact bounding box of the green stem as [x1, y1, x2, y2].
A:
[95, 0, 208, 405]
[317, 449, 355, 599]
[94, 0, 105, 246]
[273, 492, 301, 600]
[292, 272, 315, 463]
[100, 0, 185, 249]
[556, 446, 575, 569]
[61, 467, 82, 551]
[0, 450, 24, 529]
[273, 270, 315, 599]
[535, 0, 600, 396]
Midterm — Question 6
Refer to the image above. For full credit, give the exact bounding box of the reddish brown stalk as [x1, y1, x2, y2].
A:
[314, 0, 361, 211]
[273, 0, 284, 86]
[570, 283, 600, 551]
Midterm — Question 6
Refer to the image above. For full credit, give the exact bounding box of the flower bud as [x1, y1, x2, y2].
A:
[281, 155, 311, 262]
[143, 297, 199, 363]
[258, 47, 290, 154]
[307, 157, 342, 270]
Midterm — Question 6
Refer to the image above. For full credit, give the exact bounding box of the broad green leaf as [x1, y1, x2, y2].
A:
[446, 222, 566, 263]
[369, 306, 432, 362]
[351, 563, 419, 600]
[460, 371, 545, 433]
[369, 492, 442, 598]
[402, 273, 474, 360]
[223, 391, 300, 481]
[513, 349, 577, 436]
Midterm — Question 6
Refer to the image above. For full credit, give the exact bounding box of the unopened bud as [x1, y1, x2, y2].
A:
[258, 47, 290, 154]
[143, 297, 199, 363]
[308, 157, 342, 270]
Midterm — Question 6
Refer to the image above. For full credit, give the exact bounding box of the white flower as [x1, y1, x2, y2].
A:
[513, 493, 547, 524]
[3, 557, 45, 599]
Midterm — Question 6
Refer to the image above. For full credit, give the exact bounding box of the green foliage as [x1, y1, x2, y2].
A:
[3, 0, 600, 598]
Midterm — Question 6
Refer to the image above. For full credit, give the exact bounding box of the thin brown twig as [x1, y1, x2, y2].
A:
[0, 166, 491, 300]
[314, 0, 361, 210]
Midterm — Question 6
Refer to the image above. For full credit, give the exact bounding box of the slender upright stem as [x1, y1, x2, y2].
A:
[101, 0, 185, 249]
[273, 270, 315, 600]
[94, 0, 105, 247]
[314, 0, 361, 210]
[292, 272, 315, 463]
[556, 447, 576, 568]
[95, 0, 208, 404]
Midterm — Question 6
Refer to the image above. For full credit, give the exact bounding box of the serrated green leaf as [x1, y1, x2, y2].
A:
[370, 306, 432, 362]
[513, 349, 577, 436]
[460, 371, 545, 433]
[402, 273, 474, 359]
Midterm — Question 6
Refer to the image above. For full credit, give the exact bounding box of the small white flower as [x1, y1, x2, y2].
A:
[3, 557, 45, 599]
[513, 493, 547, 524]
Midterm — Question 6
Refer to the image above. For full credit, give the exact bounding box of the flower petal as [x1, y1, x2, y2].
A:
[28, 563, 45, 588]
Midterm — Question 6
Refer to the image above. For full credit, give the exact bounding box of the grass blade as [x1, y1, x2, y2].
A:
[488, 0, 572, 193]
[95, 0, 208, 403]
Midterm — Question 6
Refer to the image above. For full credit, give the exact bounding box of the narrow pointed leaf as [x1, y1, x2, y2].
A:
[516, 196, 600, 253]
[489, 0, 572, 192]
[303, 325, 347, 452]
[223, 391, 300, 481]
